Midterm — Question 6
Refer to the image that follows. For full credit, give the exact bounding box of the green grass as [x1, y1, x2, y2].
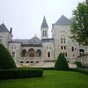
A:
[0, 70, 88, 88]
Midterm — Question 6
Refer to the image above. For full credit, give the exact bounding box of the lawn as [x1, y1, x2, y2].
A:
[0, 70, 88, 88]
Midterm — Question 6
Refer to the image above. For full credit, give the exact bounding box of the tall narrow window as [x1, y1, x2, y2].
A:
[61, 38, 63, 43]
[60, 35, 66, 43]
[64, 46, 66, 49]
[61, 46, 63, 49]
[12, 52, 15, 57]
[64, 38, 66, 43]
[43, 30, 44, 36]
[72, 47, 74, 51]
[48, 52, 50, 57]
[45, 31, 47, 36]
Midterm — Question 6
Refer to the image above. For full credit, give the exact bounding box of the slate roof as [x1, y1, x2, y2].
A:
[41, 16, 48, 28]
[10, 36, 42, 47]
[42, 38, 54, 42]
[0, 23, 9, 32]
[55, 15, 71, 25]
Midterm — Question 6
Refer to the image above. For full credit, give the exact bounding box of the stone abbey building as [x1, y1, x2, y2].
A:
[0, 15, 88, 67]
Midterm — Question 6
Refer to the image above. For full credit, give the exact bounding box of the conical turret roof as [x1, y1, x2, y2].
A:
[41, 16, 48, 28]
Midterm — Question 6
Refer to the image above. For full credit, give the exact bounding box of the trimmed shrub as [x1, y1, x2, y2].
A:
[33, 67, 54, 70]
[0, 44, 16, 69]
[0, 69, 43, 80]
[69, 68, 88, 75]
[55, 53, 69, 70]
[74, 61, 83, 68]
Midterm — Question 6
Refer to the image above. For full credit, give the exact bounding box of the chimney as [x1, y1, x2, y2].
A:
[10, 27, 12, 34]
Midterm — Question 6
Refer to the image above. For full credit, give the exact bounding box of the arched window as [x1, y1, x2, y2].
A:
[12, 45, 16, 49]
[28, 48, 35, 57]
[45, 31, 47, 36]
[48, 52, 50, 57]
[21, 49, 27, 57]
[43, 30, 45, 36]
[64, 38, 66, 43]
[36, 50, 42, 57]
[60, 35, 66, 43]
[12, 52, 15, 57]
[79, 49, 85, 56]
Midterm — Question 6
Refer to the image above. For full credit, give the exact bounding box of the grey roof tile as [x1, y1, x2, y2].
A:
[41, 16, 48, 28]
[0, 23, 9, 32]
[42, 38, 54, 42]
[10, 36, 42, 45]
[55, 15, 71, 25]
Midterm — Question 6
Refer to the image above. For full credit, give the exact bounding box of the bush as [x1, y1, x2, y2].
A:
[0, 69, 43, 80]
[0, 44, 16, 69]
[69, 68, 88, 75]
[74, 61, 83, 68]
[54, 53, 69, 70]
[31, 67, 54, 70]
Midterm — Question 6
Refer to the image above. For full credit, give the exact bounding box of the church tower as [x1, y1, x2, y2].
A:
[41, 16, 48, 39]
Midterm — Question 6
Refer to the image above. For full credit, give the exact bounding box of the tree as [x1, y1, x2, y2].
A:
[54, 53, 69, 70]
[0, 44, 16, 69]
[70, 0, 88, 45]
[74, 61, 83, 68]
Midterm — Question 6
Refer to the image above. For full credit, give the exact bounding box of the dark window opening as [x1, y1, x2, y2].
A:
[48, 52, 50, 57]
[72, 47, 74, 51]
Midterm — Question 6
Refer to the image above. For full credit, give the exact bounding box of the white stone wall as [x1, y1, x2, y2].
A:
[0, 32, 12, 49]
[42, 41, 55, 60]
[52, 25, 79, 62]
[9, 42, 21, 65]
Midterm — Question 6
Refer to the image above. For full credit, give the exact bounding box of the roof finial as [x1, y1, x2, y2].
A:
[35, 34, 36, 37]
[3, 20, 4, 24]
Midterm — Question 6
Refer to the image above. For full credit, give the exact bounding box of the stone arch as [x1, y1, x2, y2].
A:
[58, 31, 68, 44]
[79, 49, 85, 52]
[36, 50, 42, 57]
[48, 52, 50, 57]
[28, 48, 35, 57]
[12, 51, 15, 57]
[79, 49, 85, 56]
[21, 49, 27, 57]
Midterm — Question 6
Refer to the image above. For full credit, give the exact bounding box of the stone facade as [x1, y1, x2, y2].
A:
[0, 15, 88, 67]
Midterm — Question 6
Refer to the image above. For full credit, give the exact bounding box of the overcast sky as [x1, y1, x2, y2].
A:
[0, 0, 85, 39]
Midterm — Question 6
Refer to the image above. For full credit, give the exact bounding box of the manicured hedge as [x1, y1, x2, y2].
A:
[74, 61, 83, 68]
[69, 68, 88, 75]
[0, 69, 43, 80]
[55, 53, 69, 70]
[0, 44, 16, 69]
[33, 67, 54, 70]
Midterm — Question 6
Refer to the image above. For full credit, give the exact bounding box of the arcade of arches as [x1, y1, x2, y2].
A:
[21, 48, 42, 57]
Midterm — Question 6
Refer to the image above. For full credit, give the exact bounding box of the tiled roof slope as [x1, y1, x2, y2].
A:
[0, 23, 9, 32]
[55, 15, 71, 25]
[41, 16, 48, 28]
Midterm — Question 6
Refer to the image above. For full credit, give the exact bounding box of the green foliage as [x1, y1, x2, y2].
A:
[33, 67, 54, 70]
[54, 53, 69, 70]
[0, 70, 88, 88]
[74, 61, 83, 68]
[70, 0, 88, 45]
[0, 69, 43, 80]
[0, 44, 16, 69]
[70, 68, 88, 75]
